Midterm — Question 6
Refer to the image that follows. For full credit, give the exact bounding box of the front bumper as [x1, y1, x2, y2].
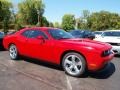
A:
[88, 53, 114, 71]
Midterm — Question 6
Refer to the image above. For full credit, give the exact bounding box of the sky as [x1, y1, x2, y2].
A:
[11, 0, 120, 23]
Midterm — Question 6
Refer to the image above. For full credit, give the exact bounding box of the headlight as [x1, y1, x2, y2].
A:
[101, 49, 112, 57]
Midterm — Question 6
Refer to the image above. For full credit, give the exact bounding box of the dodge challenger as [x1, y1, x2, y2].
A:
[3, 27, 114, 77]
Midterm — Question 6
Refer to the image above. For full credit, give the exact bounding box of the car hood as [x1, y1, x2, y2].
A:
[95, 36, 120, 43]
[60, 38, 111, 50]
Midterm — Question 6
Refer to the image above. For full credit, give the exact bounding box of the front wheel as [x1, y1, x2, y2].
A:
[9, 44, 19, 60]
[62, 52, 86, 77]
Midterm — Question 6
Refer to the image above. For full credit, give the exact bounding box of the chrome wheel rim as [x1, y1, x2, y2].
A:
[64, 55, 82, 75]
[9, 45, 17, 59]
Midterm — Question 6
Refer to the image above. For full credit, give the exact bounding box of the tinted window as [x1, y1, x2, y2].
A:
[49, 29, 74, 39]
[29, 30, 48, 39]
[70, 30, 83, 36]
[84, 30, 92, 35]
[103, 31, 120, 37]
[0, 32, 4, 38]
[94, 32, 103, 35]
[22, 30, 31, 37]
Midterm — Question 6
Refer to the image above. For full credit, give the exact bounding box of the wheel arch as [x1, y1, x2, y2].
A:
[8, 43, 16, 49]
[8, 43, 20, 53]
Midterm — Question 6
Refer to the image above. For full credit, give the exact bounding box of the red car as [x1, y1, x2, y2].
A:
[3, 27, 114, 77]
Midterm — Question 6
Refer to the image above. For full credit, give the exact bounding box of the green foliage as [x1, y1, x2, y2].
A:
[3, 17, 9, 34]
[18, 0, 45, 25]
[62, 14, 75, 31]
[86, 11, 120, 31]
[1, 0, 120, 32]
[0, 0, 12, 21]
[49, 22, 54, 27]
[54, 22, 61, 28]
[77, 10, 90, 30]
[76, 10, 120, 31]
[14, 17, 24, 30]
[0, 0, 12, 33]
[0, 22, 3, 29]
[41, 17, 49, 27]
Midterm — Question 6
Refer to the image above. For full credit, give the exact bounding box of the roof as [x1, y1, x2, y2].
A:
[94, 31, 104, 32]
[104, 30, 120, 32]
[23, 27, 60, 31]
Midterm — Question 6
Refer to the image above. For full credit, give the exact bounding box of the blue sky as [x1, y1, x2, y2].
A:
[11, 0, 120, 23]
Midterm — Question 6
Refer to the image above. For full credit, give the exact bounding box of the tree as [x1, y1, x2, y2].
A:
[18, 0, 45, 26]
[0, 0, 12, 33]
[86, 11, 120, 31]
[77, 10, 90, 30]
[61, 14, 75, 31]
[0, 0, 12, 21]
[41, 17, 49, 27]
[49, 22, 54, 27]
[54, 22, 61, 28]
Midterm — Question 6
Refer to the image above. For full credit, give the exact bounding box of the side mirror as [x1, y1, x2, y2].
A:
[36, 35, 45, 43]
[37, 35, 44, 40]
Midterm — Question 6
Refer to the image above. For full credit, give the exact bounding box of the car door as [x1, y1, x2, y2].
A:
[26, 30, 54, 62]
[17, 30, 32, 56]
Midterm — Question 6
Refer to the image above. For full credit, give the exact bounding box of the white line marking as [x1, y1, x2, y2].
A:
[66, 75, 72, 90]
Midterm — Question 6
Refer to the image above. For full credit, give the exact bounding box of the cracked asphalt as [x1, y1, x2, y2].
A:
[0, 51, 120, 90]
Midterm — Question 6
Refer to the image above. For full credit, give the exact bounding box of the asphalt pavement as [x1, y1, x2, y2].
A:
[0, 51, 120, 90]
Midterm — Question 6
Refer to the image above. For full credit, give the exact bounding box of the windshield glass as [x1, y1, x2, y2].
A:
[94, 32, 103, 35]
[103, 31, 120, 37]
[70, 30, 83, 36]
[49, 29, 74, 39]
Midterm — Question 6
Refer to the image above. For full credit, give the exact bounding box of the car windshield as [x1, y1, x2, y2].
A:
[84, 30, 94, 35]
[0, 32, 4, 38]
[70, 30, 83, 36]
[49, 29, 74, 39]
[94, 32, 103, 35]
[103, 31, 120, 37]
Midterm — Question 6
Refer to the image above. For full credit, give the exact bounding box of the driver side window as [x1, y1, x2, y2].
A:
[28, 30, 48, 39]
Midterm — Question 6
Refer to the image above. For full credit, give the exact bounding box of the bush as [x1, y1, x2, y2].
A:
[15, 23, 24, 31]
[9, 24, 15, 29]
[0, 22, 3, 29]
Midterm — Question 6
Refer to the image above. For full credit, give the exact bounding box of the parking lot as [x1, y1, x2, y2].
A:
[0, 51, 120, 90]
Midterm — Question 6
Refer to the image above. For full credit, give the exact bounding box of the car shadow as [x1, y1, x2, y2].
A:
[20, 57, 115, 79]
[114, 54, 120, 57]
[21, 57, 63, 71]
[0, 48, 5, 51]
[83, 62, 116, 79]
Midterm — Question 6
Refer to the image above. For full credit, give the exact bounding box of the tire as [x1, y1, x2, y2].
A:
[62, 52, 86, 77]
[9, 44, 19, 60]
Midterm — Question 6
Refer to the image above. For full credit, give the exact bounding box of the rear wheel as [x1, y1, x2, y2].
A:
[62, 52, 86, 77]
[9, 44, 19, 60]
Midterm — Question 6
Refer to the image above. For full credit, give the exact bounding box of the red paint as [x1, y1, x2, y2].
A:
[3, 27, 114, 71]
